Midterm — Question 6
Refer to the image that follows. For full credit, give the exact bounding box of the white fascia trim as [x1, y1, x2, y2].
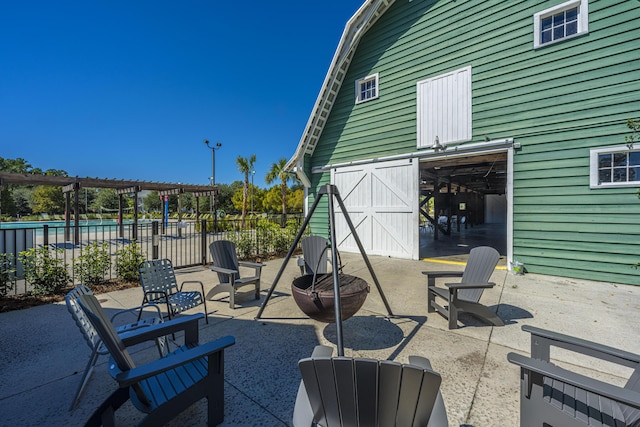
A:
[285, 0, 394, 172]
[312, 139, 515, 173]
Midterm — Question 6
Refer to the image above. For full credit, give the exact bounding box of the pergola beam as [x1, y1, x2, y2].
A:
[0, 172, 215, 193]
[1, 172, 215, 242]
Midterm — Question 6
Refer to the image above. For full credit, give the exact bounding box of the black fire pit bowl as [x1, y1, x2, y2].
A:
[291, 273, 370, 323]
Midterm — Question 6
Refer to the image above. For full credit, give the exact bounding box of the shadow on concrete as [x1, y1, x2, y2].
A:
[322, 315, 406, 351]
[452, 304, 533, 329]
[495, 303, 534, 325]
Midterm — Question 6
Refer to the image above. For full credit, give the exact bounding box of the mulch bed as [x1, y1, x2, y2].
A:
[0, 280, 139, 313]
[0, 252, 295, 313]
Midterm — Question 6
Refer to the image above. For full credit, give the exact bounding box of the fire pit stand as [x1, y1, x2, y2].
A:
[255, 184, 394, 356]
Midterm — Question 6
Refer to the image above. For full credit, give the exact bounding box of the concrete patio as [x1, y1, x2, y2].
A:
[1, 252, 639, 426]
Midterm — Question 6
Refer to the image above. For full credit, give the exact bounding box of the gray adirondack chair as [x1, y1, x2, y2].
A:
[297, 235, 330, 276]
[508, 325, 640, 427]
[207, 240, 263, 309]
[292, 345, 448, 427]
[139, 258, 208, 324]
[77, 293, 235, 427]
[65, 285, 168, 411]
[423, 245, 504, 329]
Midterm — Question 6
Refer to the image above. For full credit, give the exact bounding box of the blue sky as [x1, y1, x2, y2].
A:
[1, 1, 363, 188]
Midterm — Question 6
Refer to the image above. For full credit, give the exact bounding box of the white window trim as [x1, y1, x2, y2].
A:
[355, 73, 379, 104]
[589, 145, 640, 189]
[533, 0, 589, 49]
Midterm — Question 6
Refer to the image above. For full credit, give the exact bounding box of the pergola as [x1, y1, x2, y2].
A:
[0, 172, 217, 244]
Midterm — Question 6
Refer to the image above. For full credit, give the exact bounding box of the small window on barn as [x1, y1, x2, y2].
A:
[590, 146, 640, 188]
[355, 73, 379, 104]
[534, 0, 588, 48]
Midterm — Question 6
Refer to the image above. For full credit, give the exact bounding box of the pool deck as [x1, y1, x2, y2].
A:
[1, 252, 639, 426]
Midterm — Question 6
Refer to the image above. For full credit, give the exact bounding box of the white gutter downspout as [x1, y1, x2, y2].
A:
[294, 159, 311, 188]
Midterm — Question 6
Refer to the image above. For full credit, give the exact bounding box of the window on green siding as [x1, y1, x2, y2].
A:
[590, 146, 640, 188]
[534, 0, 588, 48]
[355, 73, 379, 104]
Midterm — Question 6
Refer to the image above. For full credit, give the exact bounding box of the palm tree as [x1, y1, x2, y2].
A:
[235, 154, 256, 228]
[265, 158, 295, 227]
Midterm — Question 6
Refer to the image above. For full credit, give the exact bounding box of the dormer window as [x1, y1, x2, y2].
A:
[355, 73, 379, 104]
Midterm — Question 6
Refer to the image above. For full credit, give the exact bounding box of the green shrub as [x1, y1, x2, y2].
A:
[229, 231, 255, 259]
[256, 219, 276, 255]
[256, 218, 305, 256]
[0, 253, 16, 297]
[73, 242, 111, 286]
[114, 241, 146, 281]
[18, 247, 71, 295]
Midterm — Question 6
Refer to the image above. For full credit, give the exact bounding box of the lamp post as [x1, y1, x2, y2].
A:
[204, 139, 222, 232]
[251, 169, 255, 214]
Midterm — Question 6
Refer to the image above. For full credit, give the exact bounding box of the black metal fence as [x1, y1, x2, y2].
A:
[1, 214, 304, 296]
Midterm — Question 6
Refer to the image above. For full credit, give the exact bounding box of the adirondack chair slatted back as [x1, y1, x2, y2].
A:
[209, 241, 240, 283]
[299, 356, 442, 427]
[66, 285, 102, 351]
[139, 259, 179, 295]
[459, 246, 500, 303]
[77, 294, 151, 407]
[301, 236, 329, 275]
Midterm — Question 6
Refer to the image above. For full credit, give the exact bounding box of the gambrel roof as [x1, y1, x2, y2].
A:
[286, 0, 395, 179]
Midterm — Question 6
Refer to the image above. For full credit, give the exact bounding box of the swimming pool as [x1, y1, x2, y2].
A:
[0, 219, 129, 229]
[0, 219, 154, 237]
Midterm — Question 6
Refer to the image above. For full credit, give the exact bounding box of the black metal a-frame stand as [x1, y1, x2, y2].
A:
[255, 184, 394, 356]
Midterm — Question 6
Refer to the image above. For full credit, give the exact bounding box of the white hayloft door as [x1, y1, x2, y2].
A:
[331, 158, 419, 259]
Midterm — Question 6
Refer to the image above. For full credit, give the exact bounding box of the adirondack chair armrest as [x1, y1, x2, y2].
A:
[445, 282, 496, 290]
[179, 280, 205, 293]
[310, 345, 334, 358]
[422, 271, 465, 279]
[507, 352, 640, 409]
[238, 261, 265, 269]
[113, 335, 236, 386]
[408, 355, 435, 370]
[110, 303, 163, 324]
[522, 325, 640, 367]
[424, 271, 465, 290]
[209, 265, 238, 276]
[120, 314, 203, 347]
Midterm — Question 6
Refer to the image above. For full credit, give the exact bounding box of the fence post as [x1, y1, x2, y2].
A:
[255, 219, 259, 257]
[152, 221, 159, 259]
[201, 219, 207, 265]
[43, 225, 49, 248]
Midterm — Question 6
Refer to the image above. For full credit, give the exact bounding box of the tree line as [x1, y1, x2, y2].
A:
[0, 156, 303, 220]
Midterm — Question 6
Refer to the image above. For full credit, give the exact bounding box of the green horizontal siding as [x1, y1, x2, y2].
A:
[307, 171, 331, 239]
[516, 230, 639, 245]
[308, 0, 640, 285]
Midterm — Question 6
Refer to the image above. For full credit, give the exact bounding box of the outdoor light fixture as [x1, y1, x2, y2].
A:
[204, 139, 222, 231]
[203, 140, 222, 186]
[251, 169, 255, 213]
[431, 136, 444, 152]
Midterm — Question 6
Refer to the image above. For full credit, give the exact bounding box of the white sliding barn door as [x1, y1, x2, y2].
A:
[331, 158, 419, 259]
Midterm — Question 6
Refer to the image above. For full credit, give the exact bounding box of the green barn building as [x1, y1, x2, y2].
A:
[287, 0, 640, 285]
